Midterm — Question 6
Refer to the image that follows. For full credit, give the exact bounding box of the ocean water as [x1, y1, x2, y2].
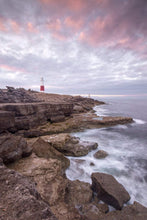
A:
[66, 96, 147, 207]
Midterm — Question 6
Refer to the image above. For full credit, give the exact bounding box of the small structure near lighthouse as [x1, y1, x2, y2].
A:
[40, 77, 45, 92]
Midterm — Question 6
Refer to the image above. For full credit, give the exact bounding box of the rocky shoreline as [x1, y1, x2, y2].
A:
[0, 87, 146, 220]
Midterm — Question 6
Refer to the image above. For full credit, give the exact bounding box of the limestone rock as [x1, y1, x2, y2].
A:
[0, 87, 39, 103]
[45, 133, 71, 149]
[0, 102, 73, 133]
[91, 172, 130, 210]
[79, 203, 106, 220]
[94, 150, 108, 159]
[62, 139, 98, 157]
[32, 138, 70, 173]
[65, 180, 93, 206]
[0, 110, 15, 133]
[73, 105, 85, 113]
[0, 164, 57, 220]
[47, 134, 98, 157]
[50, 202, 82, 220]
[8, 153, 68, 206]
[98, 201, 147, 220]
[0, 134, 32, 164]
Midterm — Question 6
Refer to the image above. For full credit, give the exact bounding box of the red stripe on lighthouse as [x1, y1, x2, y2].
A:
[40, 85, 44, 91]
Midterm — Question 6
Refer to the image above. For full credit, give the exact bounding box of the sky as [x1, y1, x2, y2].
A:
[0, 0, 147, 95]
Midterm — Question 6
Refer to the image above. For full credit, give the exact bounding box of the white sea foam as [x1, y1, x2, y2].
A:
[133, 119, 146, 125]
[66, 127, 147, 207]
[114, 124, 128, 129]
[94, 106, 109, 116]
[67, 98, 147, 207]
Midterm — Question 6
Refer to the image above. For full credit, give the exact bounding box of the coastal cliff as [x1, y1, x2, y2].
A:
[0, 87, 146, 220]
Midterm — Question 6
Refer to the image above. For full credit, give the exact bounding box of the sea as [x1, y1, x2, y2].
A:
[66, 96, 147, 207]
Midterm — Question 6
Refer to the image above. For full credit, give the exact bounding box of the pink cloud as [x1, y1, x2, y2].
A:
[52, 32, 67, 41]
[0, 18, 7, 32]
[27, 22, 38, 33]
[64, 16, 83, 31]
[0, 64, 25, 73]
[9, 20, 20, 33]
[40, 0, 85, 12]
[46, 19, 61, 31]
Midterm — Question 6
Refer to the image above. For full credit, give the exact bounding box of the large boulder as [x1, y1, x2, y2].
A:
[91, 172, 130, 210]
[46, 134, 98, 157]
[32, 138, 70, 173]
[0, 134, 32, 164]
[0, 163, 57, 220]
[62, 139, 98, 157]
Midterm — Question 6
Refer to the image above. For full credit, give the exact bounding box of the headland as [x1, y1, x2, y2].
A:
[0, 87, 146, 220]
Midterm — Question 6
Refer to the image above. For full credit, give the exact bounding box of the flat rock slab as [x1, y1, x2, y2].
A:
[91, 172, 130, 210]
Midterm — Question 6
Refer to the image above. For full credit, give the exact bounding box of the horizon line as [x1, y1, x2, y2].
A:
[71, 94, 147, 97]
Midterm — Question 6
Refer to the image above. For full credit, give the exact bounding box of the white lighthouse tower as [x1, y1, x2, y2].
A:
[40, 77, 45, 92]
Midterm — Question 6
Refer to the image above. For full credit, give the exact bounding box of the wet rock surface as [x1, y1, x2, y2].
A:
[91, 172, 131, 210]
[0, 163, 57, 220]
[94, 150, 108, 159]
[45, 133, 98, 157]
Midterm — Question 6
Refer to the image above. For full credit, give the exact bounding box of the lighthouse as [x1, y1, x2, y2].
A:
[40, 77, 45, 92]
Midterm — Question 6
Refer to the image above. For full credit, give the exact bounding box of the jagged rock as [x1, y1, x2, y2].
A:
[46, 134, 98, 157]
[0, 164, 57, 220]
[8, 154, 83, 220]
[98, 201, 147, 220]
[45, 133, 73, 148]
[91, 172, 130, 210]
[94, 150, 108, 159]
[50, 202, 82, 220]
[0, 134, 32, 164]
[73, 105, 85, 113]
[8, 153, 68, 207]
[0, 87, 39, 103]
[65, 180, 93, 206]
[62, 139, 98, 157]
[32, 138, 70, 173]
[79, 203, 108, 220]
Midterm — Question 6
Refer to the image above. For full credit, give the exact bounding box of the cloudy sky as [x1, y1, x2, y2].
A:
[0, 0, 147, 95]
